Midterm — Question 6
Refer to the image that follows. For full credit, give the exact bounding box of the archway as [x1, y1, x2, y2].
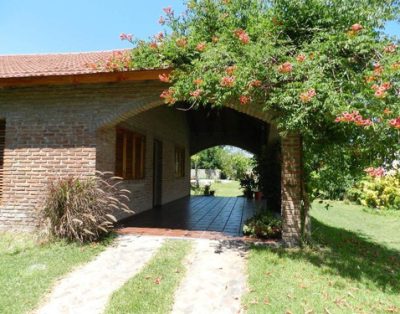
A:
[95, 92, 302, 244]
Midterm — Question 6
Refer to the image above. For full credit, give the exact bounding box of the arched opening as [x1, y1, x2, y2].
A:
[190, 145, 254, 197]
[96, 100, 283, 237]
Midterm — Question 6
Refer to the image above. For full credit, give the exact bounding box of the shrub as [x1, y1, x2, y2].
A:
[347, 172, 400, 210]
[190, 184, 203, 196]
[242, 211, 282, 239]
[41, 171, 132, 242]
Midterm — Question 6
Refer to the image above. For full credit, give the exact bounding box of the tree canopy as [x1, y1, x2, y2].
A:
[110, 0, 400, 199]
[191, 146, 253, 180]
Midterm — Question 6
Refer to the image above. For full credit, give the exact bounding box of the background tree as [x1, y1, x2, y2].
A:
[191, 146, 253, 180]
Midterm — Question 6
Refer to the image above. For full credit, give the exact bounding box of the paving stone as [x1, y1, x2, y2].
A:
[35, 235, 164, 314]
[172, 239, 247, 314]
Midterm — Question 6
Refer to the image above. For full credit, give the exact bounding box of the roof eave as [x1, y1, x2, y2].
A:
[0, 69, 170, 88]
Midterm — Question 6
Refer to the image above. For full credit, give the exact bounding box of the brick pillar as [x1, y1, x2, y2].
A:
[281, 133, 302, 246]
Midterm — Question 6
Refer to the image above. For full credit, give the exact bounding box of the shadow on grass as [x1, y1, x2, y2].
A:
[252, 217, 400, 294]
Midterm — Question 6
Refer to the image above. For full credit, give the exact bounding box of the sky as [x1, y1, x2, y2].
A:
[0, 0, 186, 55]
[0, 0, 399, 55]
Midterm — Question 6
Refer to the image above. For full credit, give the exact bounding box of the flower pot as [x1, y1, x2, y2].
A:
[254, 191, 263, 200]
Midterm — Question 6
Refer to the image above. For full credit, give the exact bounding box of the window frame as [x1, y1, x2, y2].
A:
[115, 127, 146, 180]
[174, 146, 186, 178]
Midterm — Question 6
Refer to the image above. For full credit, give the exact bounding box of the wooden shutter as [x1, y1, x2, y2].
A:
[0, 120, 5, 200]
[125, 132, 133, 179]
[115, 128, 146, 180]
[115, 129, 124, 177]
[175, 147, 185, 177]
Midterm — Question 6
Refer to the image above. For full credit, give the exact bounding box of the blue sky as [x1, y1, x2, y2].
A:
[0, 0, 399, 55]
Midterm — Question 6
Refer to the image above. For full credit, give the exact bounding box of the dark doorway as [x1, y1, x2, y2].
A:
[153, 139, 163, 207]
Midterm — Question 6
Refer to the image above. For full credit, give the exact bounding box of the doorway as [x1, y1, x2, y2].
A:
[153, 139, 163, 207]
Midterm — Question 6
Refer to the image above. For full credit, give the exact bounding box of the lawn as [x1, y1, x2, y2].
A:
[243, 201, 400, 313]
[212, 180, 243, 197]
[105, 239, 192, 314]
[0, 232, 110, 314]
[191, 180, 243, 197]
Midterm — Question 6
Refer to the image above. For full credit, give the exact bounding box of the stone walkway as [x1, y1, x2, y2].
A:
[36, 235, 164, 314]
[172, 239, 248, 314]
[35, 235, 248, 314]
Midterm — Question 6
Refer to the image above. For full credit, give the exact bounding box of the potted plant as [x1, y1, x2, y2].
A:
[204, 184, 215, 196]
[240, 174, 256, 199]
[254, 189, 263, 201]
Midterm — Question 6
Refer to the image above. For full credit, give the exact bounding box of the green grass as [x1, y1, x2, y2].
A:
[105, 239, 192, 314]
[191, 180, 243, 197]
[0, 232, 110, 314]
[212, 180, 242, 197]
[243, 201, 400, 313]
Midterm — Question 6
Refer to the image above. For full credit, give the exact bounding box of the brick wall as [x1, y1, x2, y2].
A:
[0, 80, 302, 246]
[96, 106, 191, 219]
[0, 81, 187, 229]
[281, 133, 303, 246]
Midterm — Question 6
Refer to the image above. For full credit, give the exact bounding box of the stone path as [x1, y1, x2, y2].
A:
[36, 235, 164, 314]
[171, 239, 248, 314]
[35, 235, 248, 314]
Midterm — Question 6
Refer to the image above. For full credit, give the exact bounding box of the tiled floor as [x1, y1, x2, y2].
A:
[118, 196, 265, 237]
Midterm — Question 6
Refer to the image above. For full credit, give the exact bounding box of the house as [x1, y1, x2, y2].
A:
[0, 50, 303, 245]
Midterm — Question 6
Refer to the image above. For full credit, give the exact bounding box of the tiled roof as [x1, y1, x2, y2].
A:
[0, 50, 129, 78]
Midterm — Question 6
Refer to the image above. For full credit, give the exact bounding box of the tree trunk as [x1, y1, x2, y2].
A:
[195, 162, 200, 188]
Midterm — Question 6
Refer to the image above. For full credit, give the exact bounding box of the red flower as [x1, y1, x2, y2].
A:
[392, 62, 400, 70]
[163, 7, 173, 15]
[381, 82, 391, 90]
[149, 42, 158, 49]
[159, 16, 165, 25]
[190, 89, 203, 98]
[389, 117, 400, 129]
[364, 167, 385, 177]
[351, 23, 363, 32]
[383, 108, 393, 115]
[296, 54, 306, 62]
[196, 42, 206, 52]
[154, 32, 164, 41]
[373, 63, 383, 75]
[85, 63, 99, 70]
[120, 33, 133, 42]
[335, 111, 373, 127]
[160, 89, 176, 104]
[375, 88, 387, 98]
[365, 76, 376, 83]
[384, 43, 397, 53]
[220, 76, 235, 87]
[194, 78, 203, 86]
[300, 89, 316, 103]
[159, 73, 170, 83]
[239, 95, 251, 105]
[225, 65, 237, 75]
[278, 62, 293, 73]
[176, 37, 188, 48]
[234, 29, 250, 44]
[249, 80, 262, 87]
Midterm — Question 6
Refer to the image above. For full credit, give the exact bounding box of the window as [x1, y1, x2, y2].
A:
[175, 146, 185, 178]
[0, 120, 5, 201]
[115, 128, 145, 180]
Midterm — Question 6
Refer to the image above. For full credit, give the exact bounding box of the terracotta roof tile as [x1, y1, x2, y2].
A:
[0, 50, 130, 78]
